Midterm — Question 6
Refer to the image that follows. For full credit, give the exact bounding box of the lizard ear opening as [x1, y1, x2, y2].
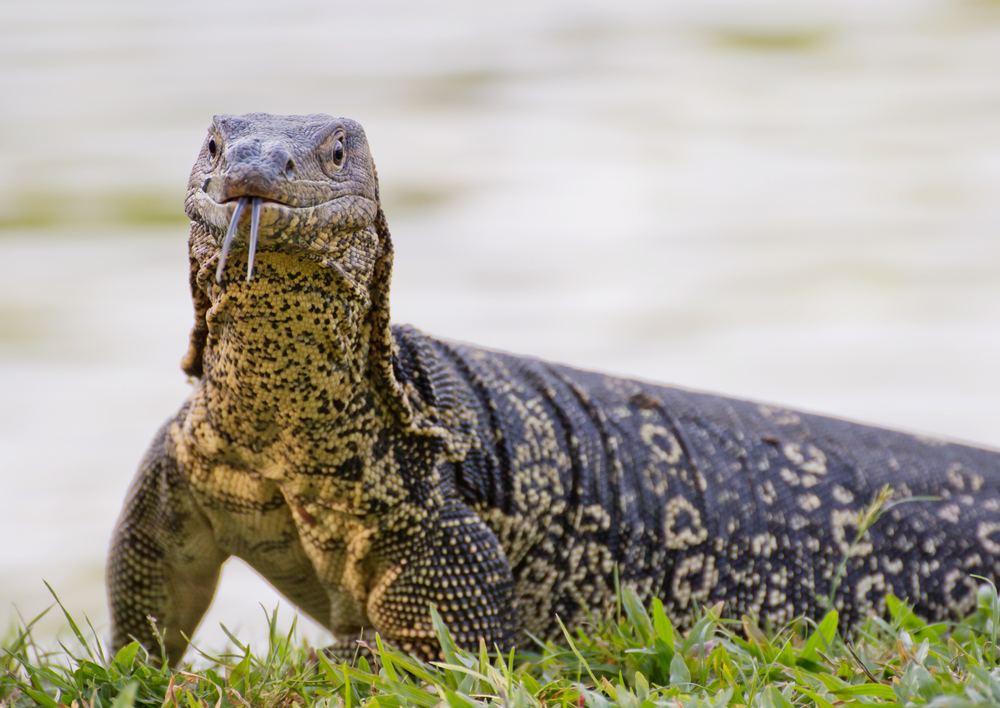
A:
[367, 203, 413, 426]
[181, 251, 211, 378]
[364, 159, 417, 427]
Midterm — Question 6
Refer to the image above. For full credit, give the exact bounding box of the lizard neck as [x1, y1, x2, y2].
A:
[179, 222, 417, 482]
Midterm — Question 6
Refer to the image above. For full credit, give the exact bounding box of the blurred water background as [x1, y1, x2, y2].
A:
[3, 0, 1000, 654]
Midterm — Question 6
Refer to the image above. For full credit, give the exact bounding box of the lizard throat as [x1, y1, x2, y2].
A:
[195, 251, 380, 457]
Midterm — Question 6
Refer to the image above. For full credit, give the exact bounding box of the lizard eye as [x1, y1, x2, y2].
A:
[320, 131, 347, 176]
[207, 135, 221, 163]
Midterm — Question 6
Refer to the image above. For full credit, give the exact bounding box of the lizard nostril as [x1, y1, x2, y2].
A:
[285, 159, 296, 180]
[202, 177, 211, 192]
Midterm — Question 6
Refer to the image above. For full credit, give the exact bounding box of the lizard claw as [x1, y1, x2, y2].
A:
[216, 195, 249, 284]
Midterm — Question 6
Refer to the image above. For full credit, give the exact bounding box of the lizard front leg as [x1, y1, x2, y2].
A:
[107, 419, 228, 665]
[362, 499, 518, 661]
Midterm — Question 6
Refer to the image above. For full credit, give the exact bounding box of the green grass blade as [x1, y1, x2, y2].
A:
[800, 611, 839, 662]
[43, 581, 94, 660]
[375, 633, 399, 682]
[429, 605, 461, 670]
[109, 680, 139, 708]
[620, 587, 654, 645]
[830, 684, 896, 699]
[651, 599, 675, 647]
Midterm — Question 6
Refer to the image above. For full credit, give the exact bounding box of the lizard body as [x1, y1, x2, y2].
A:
[108, 113, 1000, 664]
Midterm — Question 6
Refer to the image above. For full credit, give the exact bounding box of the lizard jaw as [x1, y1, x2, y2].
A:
[192, 188, 379, 285]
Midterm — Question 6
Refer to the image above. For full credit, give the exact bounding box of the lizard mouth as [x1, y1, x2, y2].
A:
[194, 187, 380, 285]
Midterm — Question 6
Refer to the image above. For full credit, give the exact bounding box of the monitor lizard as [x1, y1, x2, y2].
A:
[107, 112, 1000, 665]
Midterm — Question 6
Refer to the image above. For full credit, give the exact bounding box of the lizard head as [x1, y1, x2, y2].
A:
[185, 113, 381, 284]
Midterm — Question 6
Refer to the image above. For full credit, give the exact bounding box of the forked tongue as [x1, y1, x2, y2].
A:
[247, 197, 262, 282]
[215, 196, 264, 284]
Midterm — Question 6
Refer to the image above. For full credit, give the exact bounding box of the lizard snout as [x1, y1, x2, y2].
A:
[218, 154, 295, 205]
[208, 136, 298, 205]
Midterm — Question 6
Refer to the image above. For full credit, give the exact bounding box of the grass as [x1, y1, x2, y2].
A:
[5, 492, 1000, 707]
[4, 583, 1000, 708]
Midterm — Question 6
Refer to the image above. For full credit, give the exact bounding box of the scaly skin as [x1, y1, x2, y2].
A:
[108, 113, 1000, 665]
